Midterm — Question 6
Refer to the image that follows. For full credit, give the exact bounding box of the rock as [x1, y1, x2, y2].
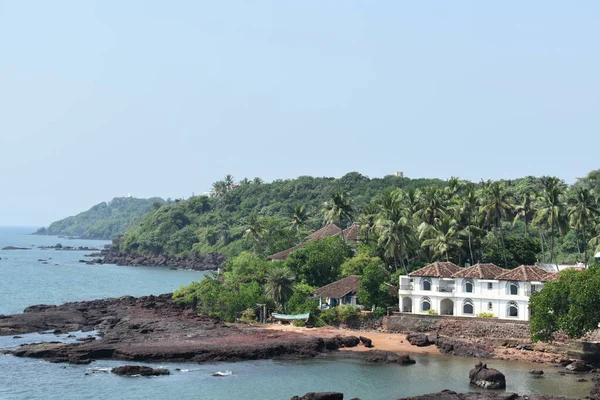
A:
[364, 350, 416, 365]
[566, 360, 593, 372]
[436, 337, 494, 358]
[359, 336, 373, 348]
[111, 365, 170, 376]
[591, 379, 600, 400]
[1, 246, 30, 250]
[558, 359, 573, 367]
[529, 370, 544, 375]
[469, 362, 506, 389]
[323, 336, 360, 350]
[290, 393, 344, 400]
[12, 335, 23, 339]
[406, 333, 433, 347]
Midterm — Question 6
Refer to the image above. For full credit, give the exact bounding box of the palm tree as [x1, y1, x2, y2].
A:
[253, 177, 264, 185]
[513, 191, 535, 237]
[357, 202, 378, 244]
[456, 184, 479, 264]
[290, 205, 308, 233]
[568, 187, 599, 262]
[419, 216, 464, 262]
[210, 180, 227, 198]
[223, 174, 235, 187]
[243, 214, 267, 254]
[415, 187, 447, 226]
[264, 266, 295, 312]
[533, 177, 568, 265]
[322, 192, 354, 237]
[479, 182, 514, 268]
[376, 191, 415, 273]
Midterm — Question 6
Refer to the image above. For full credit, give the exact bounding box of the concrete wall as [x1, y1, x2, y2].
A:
[382, 312, 531, 340]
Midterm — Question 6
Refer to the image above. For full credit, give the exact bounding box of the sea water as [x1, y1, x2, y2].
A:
[0, 227, 592, 399]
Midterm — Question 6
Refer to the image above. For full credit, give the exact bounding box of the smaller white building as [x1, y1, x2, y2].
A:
[398, 262, 554, 321]
[313, 275, 360, 309]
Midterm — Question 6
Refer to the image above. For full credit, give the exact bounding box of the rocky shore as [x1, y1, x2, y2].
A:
[0, 294, 364, 364]
[290, 390, 581, 400]
[86, 248, 225, 271]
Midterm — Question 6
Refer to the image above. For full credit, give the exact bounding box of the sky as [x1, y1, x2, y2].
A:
[1, 1, 599, 226]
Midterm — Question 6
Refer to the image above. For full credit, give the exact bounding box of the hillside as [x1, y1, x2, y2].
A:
[35, 197, 165, 240]
[118, 170, 600, 268]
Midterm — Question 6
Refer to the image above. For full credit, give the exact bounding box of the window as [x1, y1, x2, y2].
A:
[463, 299, 474, 315]
[487, 282, 493, 290]
[508, 281, 519, 295]
[422, 278, 432, 291]
[507, 301, 519, 317]
[464, 278, 474, 293]
[421, 297, 431, 312]
[488, 302, 493, 311]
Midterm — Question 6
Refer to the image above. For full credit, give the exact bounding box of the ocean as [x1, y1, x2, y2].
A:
[0, 227, 591, 399]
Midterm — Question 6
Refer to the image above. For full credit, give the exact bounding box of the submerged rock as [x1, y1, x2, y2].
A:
[565, 360, 593, 372]
[364, 350, 416, 365]
[111, 365, 170, 376]
[468, 362, 506, 389]
[290, 393, 344, 400]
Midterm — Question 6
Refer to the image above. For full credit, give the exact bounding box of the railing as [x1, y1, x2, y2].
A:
[399, 285, 413, 290]
[437, 287, 455, 293]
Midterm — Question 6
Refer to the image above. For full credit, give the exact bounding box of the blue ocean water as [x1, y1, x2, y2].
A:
[0, 227, 592, 399]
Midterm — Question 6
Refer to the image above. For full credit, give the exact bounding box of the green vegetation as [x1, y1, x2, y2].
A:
[530, 263, 600, 341]
[35, 197, 165, 240]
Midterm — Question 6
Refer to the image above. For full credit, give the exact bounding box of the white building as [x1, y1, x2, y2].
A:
[398, 262, 555, 321]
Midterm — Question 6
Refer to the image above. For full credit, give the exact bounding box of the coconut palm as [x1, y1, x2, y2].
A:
[264, 266, 295, 312]
[533, 177, 569, 265]
[415, 187, 447, 226]
[568, 187, 600, 261]
[479, 182, 514, 268]
[513, 191, 535, 237]
[210, 180, 228, 198]
[243, 214, 267, 254]
[376, 191, 415, 273]
[322, 192, 354, 236]
[419, 216, 465, 262]
[456, 184, 479, 264]
[290, 205, 308, 233]
[223, 174, 235, 187]
[357, 202, 378, 244]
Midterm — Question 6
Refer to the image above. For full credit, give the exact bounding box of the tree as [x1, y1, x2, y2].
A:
[375, 191, 415, 273]
[264, 266, 296, 312]
[419, 216, 464, 262]
[357, 262, 392, 309]
[513, 191, 535, 237]
[415, 187, 447, 226]
[456, 184, 479, 264]
[480, 182, 514, 268]
[533, 177, 568, 264]
[290, 205, 308, 233]
[357, 202, 378, 244]
[530, 264, 600, 341]
[243, 214, 267, 254]
[568, 187, 599, 262]
[322, 192, 354, 235]
[285, 236, 352, 287]
[211, 180, 228, 198]
[340, 253, 384, 276]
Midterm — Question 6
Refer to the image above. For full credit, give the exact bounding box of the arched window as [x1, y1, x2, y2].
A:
[422, 278, 432, 291]
[487, 302, 493, 311]
[463, 278, 474, 293]
[507, 301, 519, 317]
[463, 299, 474, 315]
[420, 297, 431, 312]
[507, 281, 519, 295]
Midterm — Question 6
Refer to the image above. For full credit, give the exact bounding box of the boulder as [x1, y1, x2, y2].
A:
[359, 336, 373, 348]
[111, 365, 170, 376]
[469, 362, 506, 389]
[590, 379, 600, 400]
[566, 360, 593, 372]
[436, 337, 494, 358]
[364, 350, 416, 365]
[529, 370, 544, 375]
[406, 333, 433, 347]
[290, 393, 344, 400]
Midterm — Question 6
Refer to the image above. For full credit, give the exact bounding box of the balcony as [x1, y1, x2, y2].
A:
[399, 285, 414, 290]
[437, 286, 455, 293]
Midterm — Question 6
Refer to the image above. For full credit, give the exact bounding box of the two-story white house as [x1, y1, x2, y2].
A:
[398, 262, 553, 321]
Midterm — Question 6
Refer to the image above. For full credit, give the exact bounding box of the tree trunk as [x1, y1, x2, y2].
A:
[468, 228, 474, 265]
[499, 225, 508, 269]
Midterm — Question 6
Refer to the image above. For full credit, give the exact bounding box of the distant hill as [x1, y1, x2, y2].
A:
[35, 197, 165, 240]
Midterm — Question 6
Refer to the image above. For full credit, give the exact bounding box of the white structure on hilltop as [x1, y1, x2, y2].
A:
[398, 262, 556, 322]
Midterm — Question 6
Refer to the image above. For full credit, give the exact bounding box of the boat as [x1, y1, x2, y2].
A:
[270, 312, 310, 322]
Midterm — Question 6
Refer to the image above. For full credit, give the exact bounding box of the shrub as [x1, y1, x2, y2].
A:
[293, 319, 306, 327]
[320, 308, 338, 325]
[426, 309, 437, 315]
[337, 304, 361, 323]
[239, 308, 258, 324]
[477, 312, 495, 318]
[373, 306, 387, 318]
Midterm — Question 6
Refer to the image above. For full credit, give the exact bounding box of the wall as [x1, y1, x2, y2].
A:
[382, 313, 531, 340]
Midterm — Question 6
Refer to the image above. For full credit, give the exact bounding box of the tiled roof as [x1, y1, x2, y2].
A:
[338, 224, 360, 242]
[266, 243, 306, 261]
[313, 275, 360, 298]
[452, 263, 506, 279]
[305, 223, 342, 241]
[494, 265, 552, 282]
[409, 262, 461, 278]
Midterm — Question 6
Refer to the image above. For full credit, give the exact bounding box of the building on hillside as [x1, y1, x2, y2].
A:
[398, 262, 554, 321]
[313, 275, 361, 308]
[267, 223, 360, 261]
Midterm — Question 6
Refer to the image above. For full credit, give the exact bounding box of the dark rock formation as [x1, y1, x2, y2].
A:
[407, 333, 437, 347]
[364, 350, 416, 365]
[86, 248, 225, 271]
[436, 337, 494, 358]
[565, 360, 593, 372]
[359, 336, 373, 348]
[530, 370, 544, 375]
[323, 336, 360, 350]
[2, 246, 30, 250]
[112, 365, 170, 376]
[290, 393, 344, 400]
[469, 362, 506, 389]
[397, 390, 576, 400]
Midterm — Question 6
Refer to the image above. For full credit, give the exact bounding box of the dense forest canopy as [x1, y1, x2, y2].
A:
[121, 170, 600, 269]
[35, 197, 165, 240]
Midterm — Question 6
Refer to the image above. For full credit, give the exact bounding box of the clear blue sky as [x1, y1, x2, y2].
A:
[1, 1, 598, 226]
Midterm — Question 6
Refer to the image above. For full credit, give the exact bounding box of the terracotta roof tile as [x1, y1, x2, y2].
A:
[339, 224, 360, 242]
[409, 262, 461, 278]
[452, 263, 506, 279]
[313, 275, 360, 298]
[305, 223, 342, 241]
[494, 265, 551, 282]
[266, 243, 305, 261]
